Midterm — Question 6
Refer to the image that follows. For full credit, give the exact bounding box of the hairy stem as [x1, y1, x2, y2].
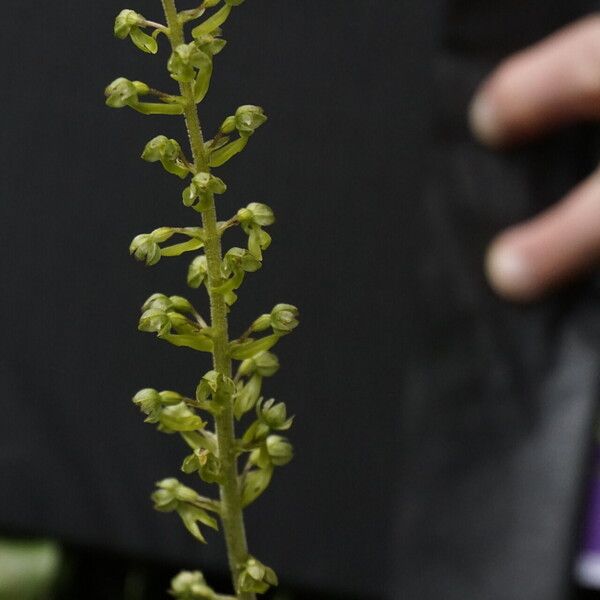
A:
[160, 2, 254, 598]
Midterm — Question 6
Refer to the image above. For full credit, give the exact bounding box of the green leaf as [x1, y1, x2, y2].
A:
[229, 334, 281, 360]
[161, 333, 214, 352]
[208, 135, 248, 167]
[178, 504, 218, 543]
[240, 467, 273, 508]
[160, 238, 204, 257]
[130, 101, 184, 116]
[130, 26, 158, 54]
[194, 58, 213, 103]
[212, 270, 245, 298]
[247, 226, 271, 260]
[191, 4, 232, 38]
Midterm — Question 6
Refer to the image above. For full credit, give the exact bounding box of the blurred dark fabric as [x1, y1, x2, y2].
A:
[2, 1, 600, 599]
[393, 2, 600, 600]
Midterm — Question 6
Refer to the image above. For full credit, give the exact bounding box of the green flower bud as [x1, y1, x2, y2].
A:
[142, 136, 188, 178]
[237, 557, 278, 595]
[222, 247, 261, 277]
[188, 255, 208, 288]
[152, 479, 218, 543]
[169, 571, 216, 600]
[158, 390, 183, 405]
[236, 207, 253, 223]
[152, 478, 181, 512]
[142, 135, 177, 162]
[238, 358, 256, 377]
[181, 448, 222, 484]
[246, 202, 275, 226]
[195, 32, 227, 56]
[193, 172, 227, 194]
[150, 227, 175, 243]
[254, 351, 280, 377]
[270, 303, 299, 333]
[220, 115, 236, 134]
[257, 398, 292, 430]
[168, 42, 211, 83]
[130, 234, 161, 265]
[234, 105, 267, 134]
[242, 419, 270, 446]
[195, 371, 235, 407]
[138, 308, 171, 336]
[250, 313, 271, 333]
[105, 77, 142, 108]
[250, 435, 293, 468]
[240, 467, 272, 508]
[169, 295, 195, 315]
[233, 373, 262, 420]
[132, 388, 162, 422]
[114, 10, 157, 53]
[183, 173, 227, 211]
[159, 402, 206, 432]
[114, 9, 144, 38]
[201, 449, 224, 484]
[263, 435, 293, 466]
[142, 293, 172, 312]
[167, 311, 199, 335]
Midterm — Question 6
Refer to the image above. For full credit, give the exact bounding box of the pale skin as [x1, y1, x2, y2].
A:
[470, 15, 600, 302]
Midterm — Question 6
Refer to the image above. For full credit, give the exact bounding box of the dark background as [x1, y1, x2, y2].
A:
[4, 1, 600, 599]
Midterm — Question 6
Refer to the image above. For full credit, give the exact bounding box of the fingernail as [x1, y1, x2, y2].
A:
[485, 242, 539, 301]
[469, 91, 503, 147]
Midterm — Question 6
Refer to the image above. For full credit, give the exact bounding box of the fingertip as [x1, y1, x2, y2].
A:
[485, 237, 541, 302]
[469, 90, 504, 147]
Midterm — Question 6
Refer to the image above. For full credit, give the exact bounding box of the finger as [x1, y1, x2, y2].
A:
[486, 167, 600, 301]
[470, 15, 600, 146]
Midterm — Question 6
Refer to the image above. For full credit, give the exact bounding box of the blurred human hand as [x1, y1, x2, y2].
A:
[470, 15, 600, 301]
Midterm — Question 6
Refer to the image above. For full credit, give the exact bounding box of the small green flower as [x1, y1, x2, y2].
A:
[237, 556, 278, 594]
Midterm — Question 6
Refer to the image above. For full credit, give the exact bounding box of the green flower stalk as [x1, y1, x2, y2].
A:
[106, 2, 298, 598]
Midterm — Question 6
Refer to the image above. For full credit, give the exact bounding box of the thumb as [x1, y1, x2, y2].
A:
[486, 168, 600, 301]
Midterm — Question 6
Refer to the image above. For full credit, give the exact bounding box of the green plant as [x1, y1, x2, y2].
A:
[105, 2, 298, 598]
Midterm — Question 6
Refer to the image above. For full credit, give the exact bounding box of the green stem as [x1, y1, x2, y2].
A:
[160, 2, 254, 599]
